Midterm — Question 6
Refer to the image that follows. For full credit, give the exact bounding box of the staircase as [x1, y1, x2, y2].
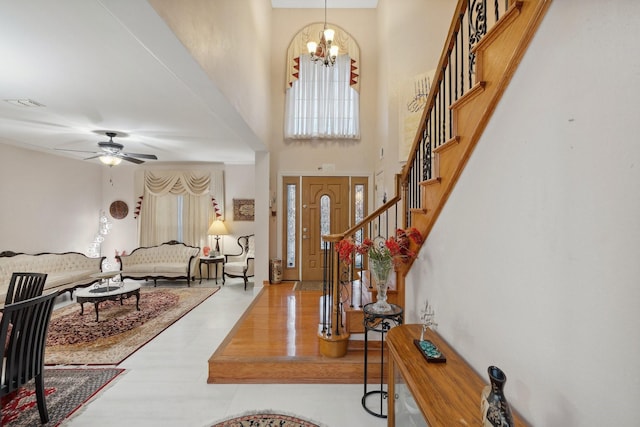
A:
[319, 0, 553, 355]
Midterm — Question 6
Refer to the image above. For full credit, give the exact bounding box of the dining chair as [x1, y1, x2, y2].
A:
[4, 272, 48, 305]
[1, 291, 58, 424]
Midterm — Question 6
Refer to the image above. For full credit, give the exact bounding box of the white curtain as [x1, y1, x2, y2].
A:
[284, 54, 360, 139]
[140, 171, 211, 247]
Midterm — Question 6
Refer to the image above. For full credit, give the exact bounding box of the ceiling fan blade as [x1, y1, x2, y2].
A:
[119, 155, 145, 165]
[55, 148, 100, 155]
[83, 155, 102, 160]
[122, 152, 157, 160]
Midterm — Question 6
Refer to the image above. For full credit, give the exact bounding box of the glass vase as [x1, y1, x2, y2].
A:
[369, 257, 393, 313]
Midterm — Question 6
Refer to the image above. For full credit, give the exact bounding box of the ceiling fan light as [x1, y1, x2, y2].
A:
[99, 155, 122, 166]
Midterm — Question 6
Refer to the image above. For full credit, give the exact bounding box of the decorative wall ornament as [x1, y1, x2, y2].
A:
[400, 70, 435, 160]
[109, 200, 129, 219]
[133, 196, 143, 219]
[233, 199, 255, 221]
[211, 197, 222, 219]
[87, 211, 113, 269]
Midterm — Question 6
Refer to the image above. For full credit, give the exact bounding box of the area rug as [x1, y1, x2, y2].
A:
[1, 368, 124, 426]
[292, 281, 324, 291]
[45, 286, 219, 365]
[211, 410, 323, 427]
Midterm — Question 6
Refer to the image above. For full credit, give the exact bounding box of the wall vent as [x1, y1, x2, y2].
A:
[4, 98, 46, 107]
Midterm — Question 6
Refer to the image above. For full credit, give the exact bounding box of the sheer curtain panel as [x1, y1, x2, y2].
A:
[140, 171, 211, 247]
[285, 54, 360, 139]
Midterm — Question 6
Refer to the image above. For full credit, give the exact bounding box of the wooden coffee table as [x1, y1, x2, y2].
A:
[76, 282, 141, 322]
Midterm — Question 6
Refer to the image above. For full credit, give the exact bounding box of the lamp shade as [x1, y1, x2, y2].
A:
[307, 41, 317, 55]
[323, 28, 335, 43]
[208, 220, 228, 236]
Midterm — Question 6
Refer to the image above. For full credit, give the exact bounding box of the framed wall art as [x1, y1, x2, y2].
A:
[233, 199, 255, 221]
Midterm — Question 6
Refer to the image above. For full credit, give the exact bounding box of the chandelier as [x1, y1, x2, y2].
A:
[306, 0, 338, 66]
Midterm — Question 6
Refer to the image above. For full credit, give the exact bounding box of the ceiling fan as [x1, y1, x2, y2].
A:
[56, 131, 158, 165]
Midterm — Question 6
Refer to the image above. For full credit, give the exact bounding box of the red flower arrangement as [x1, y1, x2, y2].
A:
[335, 227, 423, 267]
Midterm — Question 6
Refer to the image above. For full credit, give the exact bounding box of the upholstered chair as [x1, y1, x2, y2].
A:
[223, 234, 255, 290]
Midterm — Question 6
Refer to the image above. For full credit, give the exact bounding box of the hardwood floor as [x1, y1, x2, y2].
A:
[207, 282, 386, 384]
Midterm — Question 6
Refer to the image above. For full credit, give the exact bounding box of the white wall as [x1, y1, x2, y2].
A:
[377, 0, 456, 198]
[149, 0, 272, 146]
[221, 164, 256, 254]
[406, 1, 640, 425]
[100, 164, 138, 268]
[0, 144, 102, 254]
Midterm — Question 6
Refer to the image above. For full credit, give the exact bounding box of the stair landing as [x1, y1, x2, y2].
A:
[207, 283, 388, 384]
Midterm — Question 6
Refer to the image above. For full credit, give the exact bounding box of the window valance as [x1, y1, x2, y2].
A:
[286, 23, 360, 92]
[144, 171, 210, 196]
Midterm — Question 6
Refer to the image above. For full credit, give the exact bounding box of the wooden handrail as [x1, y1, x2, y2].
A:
[400, 0, 468, 182]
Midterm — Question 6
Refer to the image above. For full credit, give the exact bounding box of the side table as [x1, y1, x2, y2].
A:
[199, 256, 224, 284]
[362, 302, 404, 419]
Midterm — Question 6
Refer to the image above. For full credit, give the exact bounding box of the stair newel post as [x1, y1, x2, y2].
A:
[318, 234, 350, 358]
[399, 174, 409, 229]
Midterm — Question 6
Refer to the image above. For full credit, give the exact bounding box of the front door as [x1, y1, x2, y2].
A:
[301, 177, 350, 281]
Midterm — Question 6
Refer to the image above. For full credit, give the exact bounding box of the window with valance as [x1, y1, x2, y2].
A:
[139, 170, 223, 249]
[284, 23, 360, 139]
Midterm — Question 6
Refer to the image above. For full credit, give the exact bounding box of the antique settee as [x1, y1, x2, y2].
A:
[0, 251, 104, 304]
[116, 240, 200, 286]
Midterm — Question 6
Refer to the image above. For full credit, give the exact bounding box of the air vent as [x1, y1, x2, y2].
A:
[4, 98, 46, 107]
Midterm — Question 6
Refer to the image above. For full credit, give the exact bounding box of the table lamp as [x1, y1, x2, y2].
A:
[207, 220, 228, 256]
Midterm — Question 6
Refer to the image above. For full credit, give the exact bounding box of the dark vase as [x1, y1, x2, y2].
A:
[480, 366, 514, 427]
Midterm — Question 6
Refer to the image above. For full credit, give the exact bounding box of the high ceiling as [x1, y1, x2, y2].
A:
[0, 1, 378, 166]
[0, 1, 263, 165]
[272, 0, 377, 7]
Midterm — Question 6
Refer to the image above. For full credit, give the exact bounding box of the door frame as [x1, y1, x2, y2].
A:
[276, 171, 373, 282]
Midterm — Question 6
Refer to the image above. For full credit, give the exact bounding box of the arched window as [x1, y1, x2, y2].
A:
[285, 23, 360, 140]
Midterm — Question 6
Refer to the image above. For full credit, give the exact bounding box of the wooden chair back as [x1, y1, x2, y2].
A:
[5, 272, 48, 305]
[1, 291, 58, 423]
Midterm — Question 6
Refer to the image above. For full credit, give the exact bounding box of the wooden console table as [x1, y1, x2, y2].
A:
[386, 324, 530, 426]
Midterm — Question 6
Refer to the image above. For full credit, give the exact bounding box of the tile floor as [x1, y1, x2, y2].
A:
[58, 279, 387, 427]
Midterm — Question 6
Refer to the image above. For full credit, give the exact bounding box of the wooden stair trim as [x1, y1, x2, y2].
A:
[392, 0, 552, 318]
[402, 1, 553, 307]
[449, 81, 486, 111]
[420, 177, 441, 187]
[434, 136, 460, 154]
[471, 1, 524, 55]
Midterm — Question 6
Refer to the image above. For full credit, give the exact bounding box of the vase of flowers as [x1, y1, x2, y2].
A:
[335, 227, 423, 313]
[369, 252, 394, 312]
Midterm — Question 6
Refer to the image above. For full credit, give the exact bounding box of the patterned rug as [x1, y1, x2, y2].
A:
[1, 368, 124, 426]
[211, 411, 323, 427]
[45, 286, 219, 365]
